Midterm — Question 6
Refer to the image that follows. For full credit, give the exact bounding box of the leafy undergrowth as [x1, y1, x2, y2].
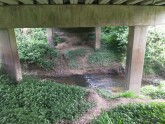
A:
[141, 81, 165, 99]
[93, 102, 165, 124]
[0, 75, 93, 124]
[64, 48, 87, 68]
[15, 28, 59, 70]
[97, 89, 137, 100]
[88, 48, 118, 66]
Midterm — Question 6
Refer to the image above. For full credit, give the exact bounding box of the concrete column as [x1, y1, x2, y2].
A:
[47, 28, 55, 48]
[95, 27, 101, 49]
[126, 26, 148, 94]
[0, 28, 22, 81]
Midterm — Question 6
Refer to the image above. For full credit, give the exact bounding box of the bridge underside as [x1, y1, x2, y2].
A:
[0, 3, 165, 94]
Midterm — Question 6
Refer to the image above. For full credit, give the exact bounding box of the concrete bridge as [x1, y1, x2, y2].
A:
[0, 0, 165, 94]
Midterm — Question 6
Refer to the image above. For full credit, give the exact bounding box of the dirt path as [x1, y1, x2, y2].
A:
[73, 90, 165, 124]
[73, 89, 110, 124]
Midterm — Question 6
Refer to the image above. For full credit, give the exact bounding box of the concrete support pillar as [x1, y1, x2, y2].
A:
[0, 28, 22, 81]
[46, 28, 55, 48]
[126, 26, 148, 94]
[95, 27, 101, 49]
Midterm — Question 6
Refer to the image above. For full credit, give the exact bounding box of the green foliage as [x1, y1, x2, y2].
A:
[101, 26, 128, 53]
[144, 26, 165, 75]
[116, 91, 137, 99]
[99, 26, 128, 66]
[96, 89, 113, 99]
[15, 28, 47, 43]
[141, 81, 165, 99]
[15, 28, 59, 70]
[88, 48, 117, 66]
[53, 33, 65, 45]
[0, 75, 93, 124]
[64, 48, 87, 68]
[93, 102, 165, 124]
[97, 89, 137, 100]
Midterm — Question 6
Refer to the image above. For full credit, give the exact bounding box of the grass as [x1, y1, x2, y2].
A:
[141, 81, 165, 99]
[64, 48, 87, 68]
[0, 75, 93, 124]
[93, 102, 165, 124]
[88, 49, 117, 66]
[96, 89, 113, 99]
[97, 89, 137, 100]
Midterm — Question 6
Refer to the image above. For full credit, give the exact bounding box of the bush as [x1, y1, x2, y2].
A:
[144, 26, 165, 75]
[0, 75, 93, 124]
[141, 81, 165, 99]
[101, 26, 128, 53]
[93, 102, 165, 124]
[101, 26, 165, 75]
[100, 26, 128, 66]
[15, 28, 59, 70]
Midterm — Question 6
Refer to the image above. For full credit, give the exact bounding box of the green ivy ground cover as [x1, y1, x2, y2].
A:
[0, 75, 93, 124]
[93, 102, 165, 124]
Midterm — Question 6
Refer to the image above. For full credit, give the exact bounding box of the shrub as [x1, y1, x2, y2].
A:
[0, 75, 93, 124]
[93, 102, 165, 124]
[101, 26, 128, 53]
[144, 26, 165, 75]
[15, 28, 59, 70]
[141, 81, 165, 99]
[101, 26, 165, 75]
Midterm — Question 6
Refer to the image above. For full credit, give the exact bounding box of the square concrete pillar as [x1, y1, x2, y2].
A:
[95, 27, 101, 49]
[126, 26, 148, 94]
[0, 28, 22, 81]
[47, 28, 55, 48]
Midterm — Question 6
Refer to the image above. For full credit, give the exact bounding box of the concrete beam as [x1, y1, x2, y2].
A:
[53, 0, 63, 4]
[140, 0, 153, 5]
[127, 0, 143, 4]
[36, 0, 48, 4]
[70, 0, 78, 4]
[99, 0, 111, 4]
[85, 0, 94, 4]
[126, 26, 148, 94]
[0, 0, 18, 4]
[47, 28, 55, 48]
[95, 27, 101, 49]
[0, 28, 22, 81]
[0, 5, 165, 28]
[0, 2, 3, 5]
[19, 0, 34, 4]
[155, 1, 165, 5]
[113, 0, 127, 4]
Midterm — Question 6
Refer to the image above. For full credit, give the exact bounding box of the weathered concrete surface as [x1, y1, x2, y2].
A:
[0, 5, 165, 28]
[0, 28, 22, 81]
[126, 26, 148, 94]
[95, 27, 101, 49]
